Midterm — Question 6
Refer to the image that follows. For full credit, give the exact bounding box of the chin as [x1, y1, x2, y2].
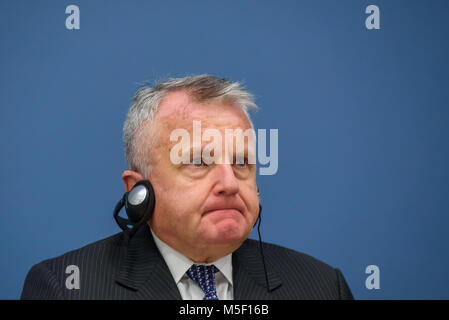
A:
[204, 221, 250, 245]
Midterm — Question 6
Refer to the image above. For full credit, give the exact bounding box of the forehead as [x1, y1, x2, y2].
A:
[155, 90, 252, 131]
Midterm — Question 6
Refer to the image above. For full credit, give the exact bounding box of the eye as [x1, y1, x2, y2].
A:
[234, 157, 248, 167]
[192, 157, 207, 167]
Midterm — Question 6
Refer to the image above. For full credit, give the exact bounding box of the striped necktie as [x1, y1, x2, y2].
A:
[186, 264, 219, 300]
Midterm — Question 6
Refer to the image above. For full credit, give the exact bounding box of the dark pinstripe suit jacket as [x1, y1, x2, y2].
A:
[21, 224, 354, 300]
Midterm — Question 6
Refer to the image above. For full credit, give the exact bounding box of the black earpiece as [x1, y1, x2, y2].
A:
[255, 191, 269, 291]
[113, 179, 156, 238]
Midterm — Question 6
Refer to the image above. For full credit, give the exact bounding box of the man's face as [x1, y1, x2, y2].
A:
[146, 91, 259, 262]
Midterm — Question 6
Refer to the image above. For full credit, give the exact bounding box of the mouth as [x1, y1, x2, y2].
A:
[203, 208, 242, 216]
[202, 200, 246, 217]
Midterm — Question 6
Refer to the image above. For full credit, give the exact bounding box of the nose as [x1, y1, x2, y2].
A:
[212, 164, 240, 196]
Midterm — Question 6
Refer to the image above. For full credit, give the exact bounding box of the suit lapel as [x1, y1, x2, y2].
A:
[233, 240, 282, 299]
[115, 225, 281, 300]
[115, 224, 182, 299]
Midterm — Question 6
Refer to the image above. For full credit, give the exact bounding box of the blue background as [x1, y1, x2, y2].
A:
[1, 0, 448, 299]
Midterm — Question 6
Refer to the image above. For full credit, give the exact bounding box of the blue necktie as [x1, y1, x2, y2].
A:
[187, 264, 219, 300]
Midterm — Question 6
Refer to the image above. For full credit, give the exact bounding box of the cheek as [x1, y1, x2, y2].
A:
[153, 185, 204, 229]
[241, 188, 260, 221]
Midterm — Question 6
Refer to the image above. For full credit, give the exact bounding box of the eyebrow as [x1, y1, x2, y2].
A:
[180, 144, 255, 164]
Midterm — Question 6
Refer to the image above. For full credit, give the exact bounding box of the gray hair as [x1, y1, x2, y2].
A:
[123, 74, 258, 178]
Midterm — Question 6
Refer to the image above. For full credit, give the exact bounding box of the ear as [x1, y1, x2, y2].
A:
[122, 170, 144, 192]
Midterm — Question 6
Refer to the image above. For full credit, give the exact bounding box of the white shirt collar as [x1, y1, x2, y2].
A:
[150, 228, 233, 286]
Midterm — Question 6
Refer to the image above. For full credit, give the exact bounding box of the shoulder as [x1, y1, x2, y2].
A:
[239, 238, 353, 299]
[38, 232, 123, 270]
[21, 232, 124, 299]
[242, 238, 335, 272]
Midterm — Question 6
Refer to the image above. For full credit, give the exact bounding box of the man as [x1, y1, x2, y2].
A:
[21, 75, 353, 300]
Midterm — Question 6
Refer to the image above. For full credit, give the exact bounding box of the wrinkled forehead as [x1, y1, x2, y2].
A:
[154, 91, 253, 137]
